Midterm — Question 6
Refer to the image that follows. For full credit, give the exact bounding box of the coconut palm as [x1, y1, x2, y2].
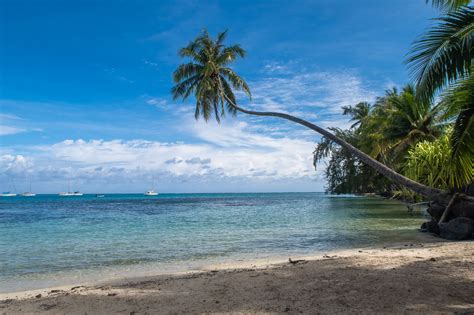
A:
[172, 30, 444, 198]
[379, 85, 445, 159]
[341, 102, 371, 129]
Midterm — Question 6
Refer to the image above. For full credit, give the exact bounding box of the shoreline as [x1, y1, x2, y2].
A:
[2, 240, 473, 314]
[1, 235, 439, 299]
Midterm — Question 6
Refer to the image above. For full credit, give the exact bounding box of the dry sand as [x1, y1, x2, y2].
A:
[1, 240, 473, 314]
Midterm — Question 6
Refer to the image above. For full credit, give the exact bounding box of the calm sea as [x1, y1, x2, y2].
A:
[0, 193, 431, 293]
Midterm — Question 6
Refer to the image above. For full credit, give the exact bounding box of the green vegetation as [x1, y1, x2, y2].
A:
[172, 2, 473, 203]
[405, 128, 469, 191]
[314, 2, 474, 197]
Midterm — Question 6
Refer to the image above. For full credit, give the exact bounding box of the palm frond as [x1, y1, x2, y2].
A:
[406, 6, 474, 102]
[172, 30, 251, 122]
[220, 68, 251, 98]
[440, 73, 474, 170]
[172, 63, 202, 83]
[427, 0, 471, 12]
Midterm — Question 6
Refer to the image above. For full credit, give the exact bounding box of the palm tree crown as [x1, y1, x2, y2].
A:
[172, 30, 251, 122]
[341, 102, 371, 129]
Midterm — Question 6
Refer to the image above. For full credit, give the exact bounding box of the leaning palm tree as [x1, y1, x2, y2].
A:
[172, 30, 444, 199]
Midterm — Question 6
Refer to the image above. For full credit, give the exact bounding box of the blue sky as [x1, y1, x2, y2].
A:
[0, 0, 441, 193]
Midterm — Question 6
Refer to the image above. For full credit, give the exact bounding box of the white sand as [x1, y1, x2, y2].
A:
[1, 240, 473, 314]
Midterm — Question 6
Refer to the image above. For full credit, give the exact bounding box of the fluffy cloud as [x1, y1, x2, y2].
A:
[0, 65, 382, 192]
[0, 119, 322, 192]
[0, 154, 31, 173]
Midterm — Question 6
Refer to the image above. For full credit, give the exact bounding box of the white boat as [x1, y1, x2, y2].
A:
[20, 192, 36, 197]
[2, 178, 17, 196]
[144, 190, 159, 196]
[21, 178, 36, 196]
[59, 191, 83, 196]
[59, 181, 83, 196]
[0, 192, 17, 197]
[144, 178, 159, 196]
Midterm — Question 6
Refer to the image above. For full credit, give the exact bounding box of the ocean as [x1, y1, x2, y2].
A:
[0, 193, 430, 293]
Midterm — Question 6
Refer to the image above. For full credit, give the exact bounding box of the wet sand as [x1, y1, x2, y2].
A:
[1, 241, 473, 314]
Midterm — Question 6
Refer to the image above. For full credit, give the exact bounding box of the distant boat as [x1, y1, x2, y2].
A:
[59, 181, 83, 196]
[21, 177, 36, 196]
[144, 178, 159, 196]
[0, 192, 16, 197]
[59, 191, 83, 196]
[144, 190, 158, 196]
[2, 178, 17, 196]
[20, 192, 36, 197]
[96, 194, 105, 198]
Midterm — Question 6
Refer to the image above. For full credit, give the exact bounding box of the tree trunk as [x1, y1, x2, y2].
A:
[224, 96, 445, 198]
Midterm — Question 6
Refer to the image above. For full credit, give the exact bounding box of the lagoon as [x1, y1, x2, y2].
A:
[0, 193, 430, 293]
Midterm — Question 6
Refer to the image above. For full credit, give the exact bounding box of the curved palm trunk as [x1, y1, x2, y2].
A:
[224, 95, 445, 198]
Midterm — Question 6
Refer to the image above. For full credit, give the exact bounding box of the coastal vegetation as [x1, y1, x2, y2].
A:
[172, 0, 473, 239]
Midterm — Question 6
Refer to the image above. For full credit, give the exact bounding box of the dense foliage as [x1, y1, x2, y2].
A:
[314, 2, 473, 197]
[314, 86, 473, 196]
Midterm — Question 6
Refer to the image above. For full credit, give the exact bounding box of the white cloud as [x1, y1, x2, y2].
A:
[0, 125, 27, 136]
[146, 98, 168, 107]
[0, 112, 42, 135]
[0, 64, 387, 192]
[0, 120, 322, 192]
[246, 69, 378, 114]
[0, 154, 31, 172]
[143, 59, 159, 67]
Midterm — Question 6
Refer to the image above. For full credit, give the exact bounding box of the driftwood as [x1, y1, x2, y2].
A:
[288, 258, 306, 265]
[438, 193, 459, 224]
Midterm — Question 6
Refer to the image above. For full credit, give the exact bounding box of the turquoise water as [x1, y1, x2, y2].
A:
[0, 193, 430, 293]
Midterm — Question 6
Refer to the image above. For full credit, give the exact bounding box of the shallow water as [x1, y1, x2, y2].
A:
[0, 193, 430, 292]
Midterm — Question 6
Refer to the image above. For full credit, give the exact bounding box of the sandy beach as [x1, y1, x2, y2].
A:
[1, 240, 473, 314]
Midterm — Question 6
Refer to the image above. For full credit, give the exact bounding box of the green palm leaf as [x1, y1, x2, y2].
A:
[172, 30, 251, 123]
[440, 73, 474, 175]
[406, 6, 474, 102]
[427, 0, 472, 11]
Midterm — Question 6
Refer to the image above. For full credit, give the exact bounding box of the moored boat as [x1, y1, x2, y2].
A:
[144, 190, 158, 196]
[0, 192, 17, 197]
[20, 192, 36, 196]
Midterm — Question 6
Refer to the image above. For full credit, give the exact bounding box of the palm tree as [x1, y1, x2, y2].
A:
[406, 6, 473, 102]
[407, 5, 473, 186]
[172, 30, 444, 198]
[341, 102, 371, 129]
[379, 85, 445, 159]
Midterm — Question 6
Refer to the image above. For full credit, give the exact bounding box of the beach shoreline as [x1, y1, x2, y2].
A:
[2, 240, 473, 314]
[0, 235, 439, 299]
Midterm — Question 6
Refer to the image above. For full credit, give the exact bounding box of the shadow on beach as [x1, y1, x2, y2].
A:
[2, 241, 473, 314]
